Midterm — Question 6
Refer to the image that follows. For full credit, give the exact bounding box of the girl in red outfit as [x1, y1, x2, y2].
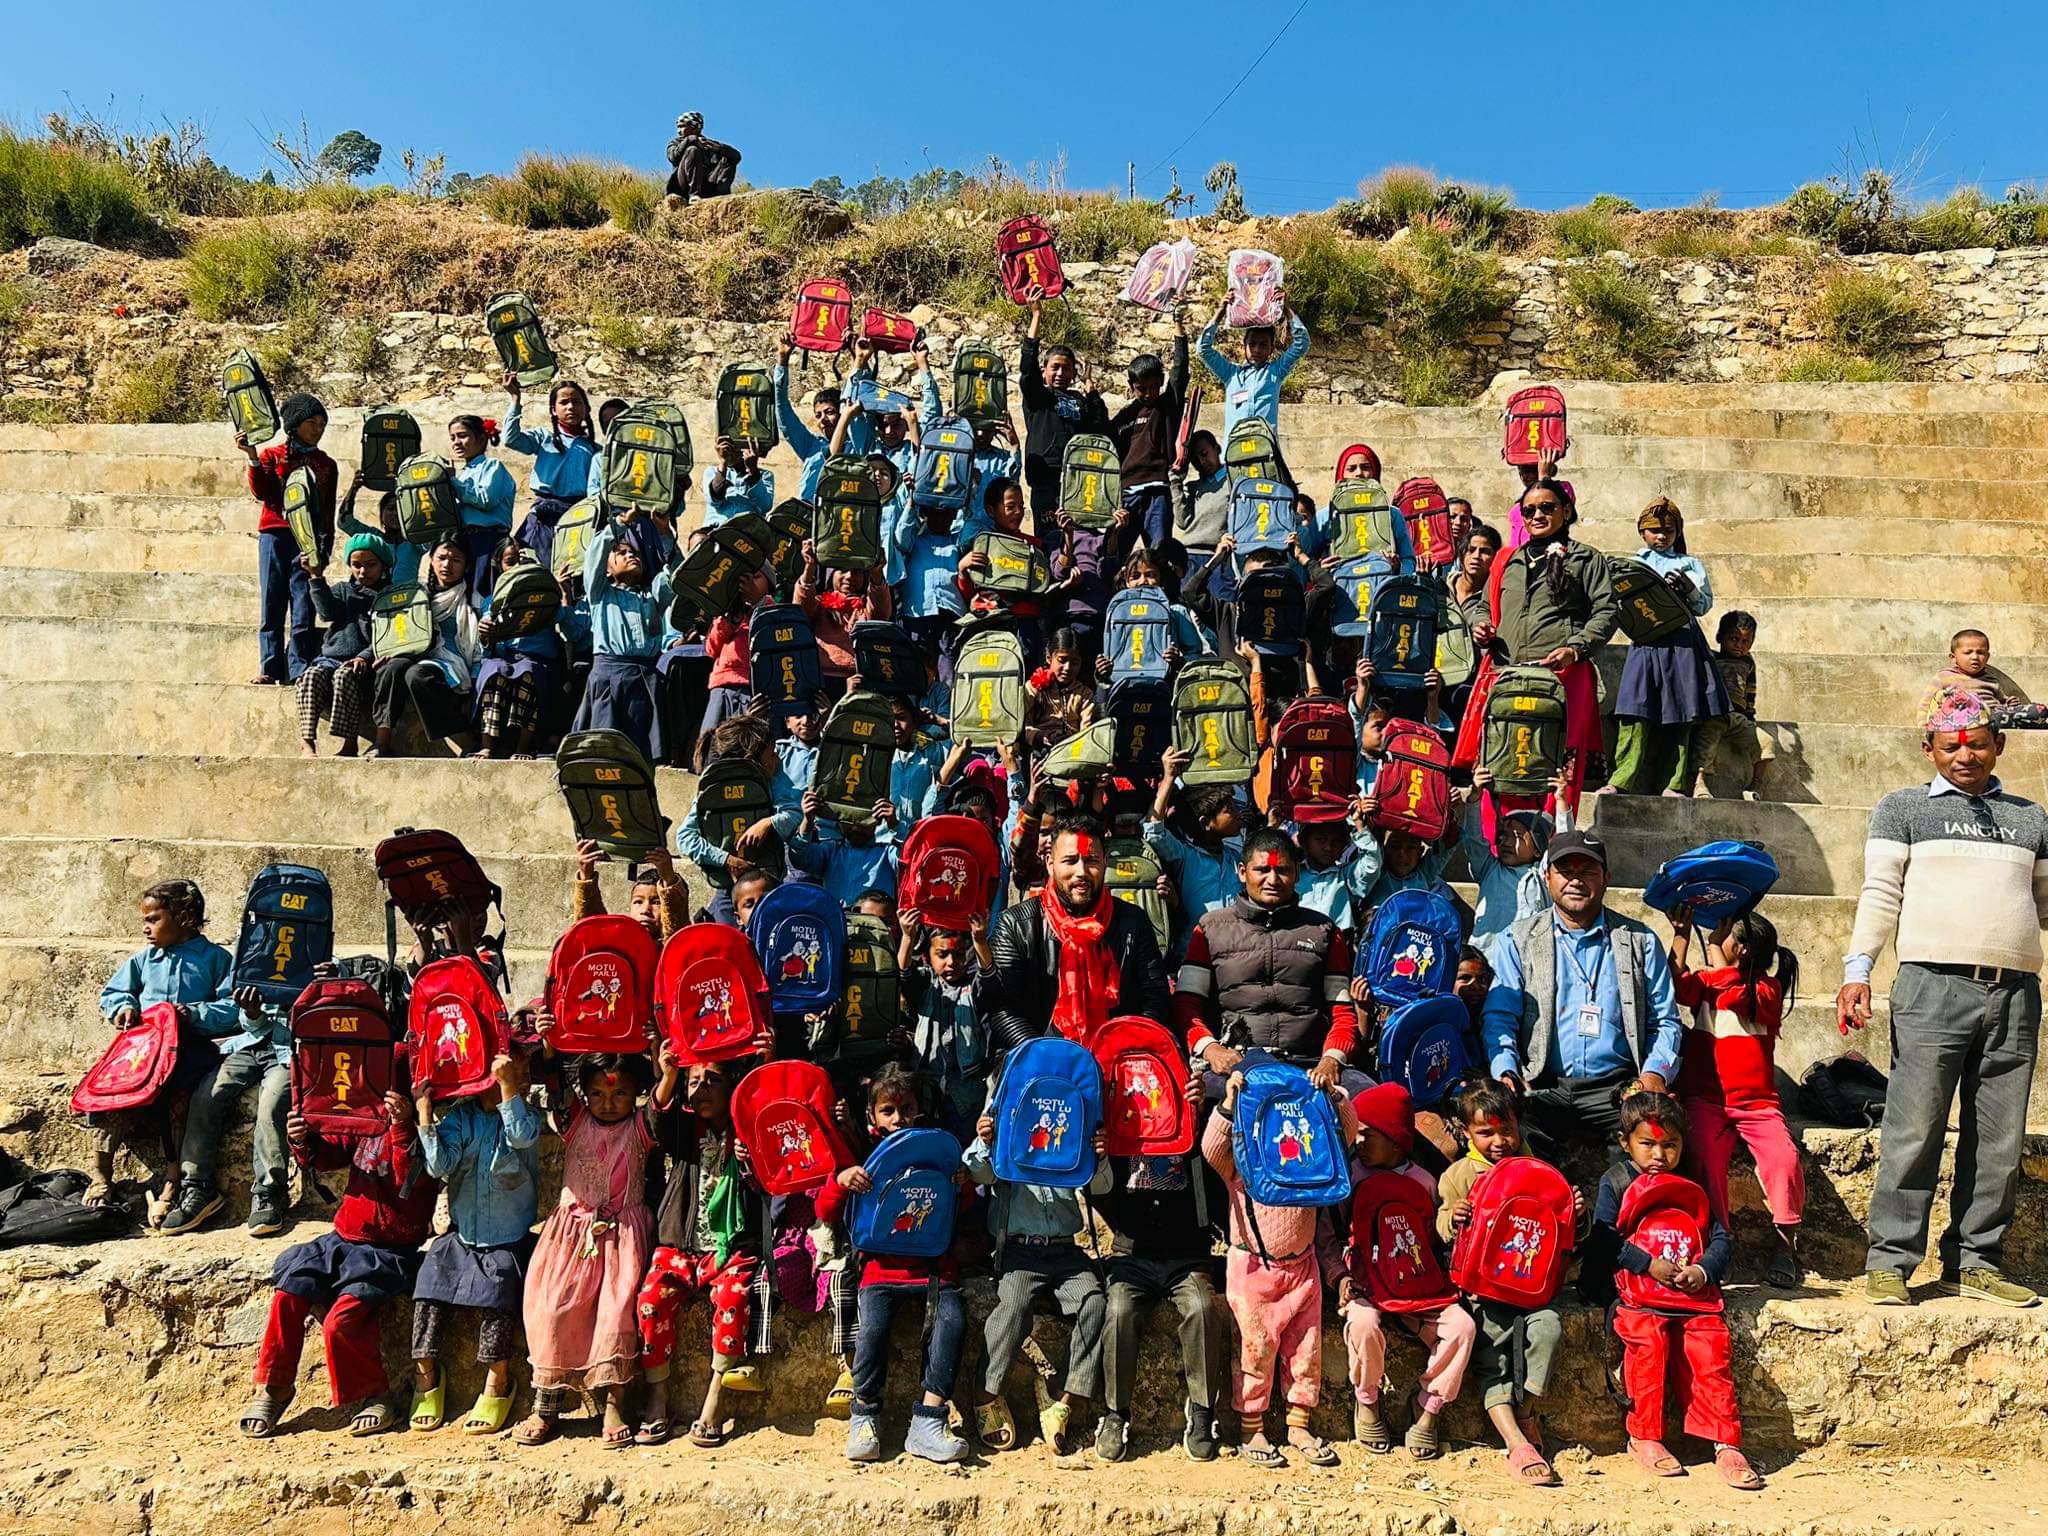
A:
[696, 563, 775, 768]
[239, 1092, 439, 1438]
[1669, 907, 1804, 1288]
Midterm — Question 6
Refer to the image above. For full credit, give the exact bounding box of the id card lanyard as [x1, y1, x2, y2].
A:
[1557, 919, 1607, 1038]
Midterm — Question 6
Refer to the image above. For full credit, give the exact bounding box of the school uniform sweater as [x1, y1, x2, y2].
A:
[309, 575, 384, 661]
[1204, 1093, 1358, 1261]
[1109, 336, 1190, 486]
[1018, 337, 1110, 506]
[1673, 966, 1785, 1110]
[453, 456, 517, 531]
[1171, 467, 1232, 549]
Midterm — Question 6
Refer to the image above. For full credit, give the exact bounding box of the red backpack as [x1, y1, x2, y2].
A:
[1271, 697, 1358, 825]
[791, 277, 853, 355]
[291, 979, 399, 1137]
[861, 307, 920, 353]
[1502, 385, 1569, 466]
[1393, 476, 1455, 571]
[655, 923, 771, 1064]
[1370, 721, 1453, 842]
[1449, 1156, 1575, 1307]
[71, 1002, 181, 1115]
[1092, 1016, 1194, 1158]
[1350, 1170, 1459, 1313]
[1613, 1171, 1723, 1314]
[373, 828, 500, 945]
[898, 815, 1000, 933]
[544, 915, 658, 1054]
[997, 215, 1065, 302]
[732, 1060, 849, 1195]
[410, 956, 509, 1101]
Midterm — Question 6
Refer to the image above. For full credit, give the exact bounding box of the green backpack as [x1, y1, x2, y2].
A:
[371, 582, 432, 660]
[716, 363, 779, 451]
[1326, 480, 1403, 563]
[1043, 718, 1117, 782]
[952, 342, 1010, 426]
[1480, 666, 1570, 797]
[951, 626, 1027, 748]
[814, 690, 896, 825]
[552, 498, 600, 582]
[669, 521, 770, 629]
[1172, 659, 1255, 785]
[602, 409, 687, 521]
[394, 455, 460, 545]
[360, 407, 422, 492]
[489, 560, 562, 639]
[696, 758, 784, 885]
[971, 531, 1052, 594]
[814, 456, 884, 570]
[556, 729, 664, 858]
[220, 349, 278, 445]
[282, 466, 323, 565]
[485, 291, 558, 390]
[1609, 558, 1693, 644]
[1060, 433, 1121, 530]
[1107, 837, 1170, 953]
[1224, 418, 1279, 482]
[836, 912, 902, 1067]
[764, 499, 811, 597]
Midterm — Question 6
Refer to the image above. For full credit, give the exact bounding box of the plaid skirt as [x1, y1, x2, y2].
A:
[296, 659, 373, 741]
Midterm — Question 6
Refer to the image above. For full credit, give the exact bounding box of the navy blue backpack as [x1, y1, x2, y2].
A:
[750, 603, 822, 719]
[1367, 576, 1441, 688]
[1378, 996, 1477, 1108]
[1360, 888, 1463, 1004]
[847, 1127, 962, 1257]
[1642, 840, 1780, 927]
[914, 416, 976, 512]
[990, 1036, 1103, 1189]
[1239, 565, 1306, 657]
[1231, 1060, 1351, 1217]
[233, 864, 334, 1006]
[1109, 676, 1173, 767]
[746, 881, 847, 1015]
[852, 620, 923, 700]
[1105, 586, 1174, 682]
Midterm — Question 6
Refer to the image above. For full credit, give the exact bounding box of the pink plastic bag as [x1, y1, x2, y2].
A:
[1226, 248, 1285, 328]
[1122, 238, 1198, 312]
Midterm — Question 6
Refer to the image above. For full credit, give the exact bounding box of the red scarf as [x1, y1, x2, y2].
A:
[1040, 882, 1121, 1043]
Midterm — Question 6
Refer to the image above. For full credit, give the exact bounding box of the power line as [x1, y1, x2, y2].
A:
[1141, 0, 1313, 182]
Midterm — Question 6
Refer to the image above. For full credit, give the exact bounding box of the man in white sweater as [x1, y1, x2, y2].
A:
[1839, 689, 2048, 1307]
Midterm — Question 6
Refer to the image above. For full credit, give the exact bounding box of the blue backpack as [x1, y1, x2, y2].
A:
[1231, 1060, 1351, 1219]
[1227, 477, 1294, 564]
[1367, 576, 1441, 688]
[847, 1127, 962, 1258]
[914, 416, 976, 512]
[750, 603, 821, 719]
[1239, 565, 1306, 657]
[746, 881, 847, 1015]
[233, 864, 334, 1006]
[1330, 554, 1397, 637]
[1108, 676, 1173, 767]
[1378, 996, 1476, 1108]
[1361, 888, 1463, 1004]
[990, 1036, 1103, 1189]
[1105, 586, 1174, 682]
[1642, 840, 1780, 927]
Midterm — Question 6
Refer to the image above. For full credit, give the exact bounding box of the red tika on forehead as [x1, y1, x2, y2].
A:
[1071, 833, 1099, 859]
[1643, 1119, 1670, 1141]
[1255, 851, 1290, 871]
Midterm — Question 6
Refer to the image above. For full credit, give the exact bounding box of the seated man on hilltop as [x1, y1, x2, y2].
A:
[664, 113, 740, 206]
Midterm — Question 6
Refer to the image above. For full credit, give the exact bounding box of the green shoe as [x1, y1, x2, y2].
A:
[1953, 1268, 2040, 1308]
[1866, 1269, 1911, 1306]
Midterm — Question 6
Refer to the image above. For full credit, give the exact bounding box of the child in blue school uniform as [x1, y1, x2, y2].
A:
[772, 335, 845, 503]
[410, 1049, 541, 1436]
[790, 788, 902, 907]
[449, 415, 517, 582]
[502, 376, 599, 570]
[703, 436, 775, 527]
[1610, 498, 1726, 796]
[161, 981, 293, 1239]
[1145, 748, 1247, 959]
[474, 539, 563, 760]
[83, 880, 244, 1220]
[676, 714, 803, 898]
[575, 519, 675, 760]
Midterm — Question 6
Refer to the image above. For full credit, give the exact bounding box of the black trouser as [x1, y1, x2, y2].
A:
[373, 658, 472, 740]
[1102, 1255, 1223, 1414]
[1521, 1067, 1635, 1161]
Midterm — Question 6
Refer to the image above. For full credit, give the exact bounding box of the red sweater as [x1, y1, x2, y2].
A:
[300, 1123, 440, 1248]
[1674, 965, 1785, 1109]
[706, 613, 753, 690]
[1172, 920, 1361, 1063]
[815, 1166, 965, 1287]
[248, 441, 338, 535]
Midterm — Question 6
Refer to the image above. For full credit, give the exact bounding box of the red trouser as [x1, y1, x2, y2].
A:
[1684, 1097, 1806, 1230]
[637, 1246, 755, 1378]
[253, 1291, 389, 1407]
[1613, 1304, 1741, 1445]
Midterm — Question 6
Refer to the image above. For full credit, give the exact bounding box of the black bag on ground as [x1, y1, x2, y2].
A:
[1798, 1055, 1888, 1128]
[0, 1168, 118, 1246]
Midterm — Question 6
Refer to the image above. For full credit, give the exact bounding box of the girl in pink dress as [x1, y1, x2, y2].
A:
[516, 1052, 657, 1447]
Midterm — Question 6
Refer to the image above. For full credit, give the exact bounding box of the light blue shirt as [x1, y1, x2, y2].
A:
[889, 739, 949, 825]
[1460, 799, 1572, 948]
[676, 763, 805, 879]
[1293, 825, 1385, 935]
[1198, 314, 1310, 435]
[420, 1094, 542, 1248]
[896, 502, 989, 618]
[501, 398, 600, 500]
[705, 467, 774, 527]
[1484, 913, 1681, 1082]
[584, 522, 674, 659]
[1142, 820, 1244, 955]
[1633, 547, 1713, 616]
[453, 456, 517, 531]
[98, 936, 241, 1038]
[773, 364, 831, 503]
[963, 1132, 1111, 1237]
[789, 828, 901, 906]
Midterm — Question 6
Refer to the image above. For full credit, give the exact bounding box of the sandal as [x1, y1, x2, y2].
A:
[146, 1185, 177, 1229]
[601, 1420, 636, 1450]
[1039, 1400, 1072, 1455]
[1403, 1402, 1442, 1461]
[1352, 1400, 1393, 1453]
[1290, 1431, 1341, 1468]
[823, 1367, 855, 1420]
[1629, 1436, 1684, 1477]
[975, 1397, 1017, 1452]
[80, 1177, 113, 1210]
[513, 1414, 558, 1447]
[409, 1383, 446, 1432]
[1766, 1246, 1802, 1290]
[349, 1400, 398, 1437]
[1508, 1442, 1560, 1486]
[239, 1389, 290, 1440]
[1513, 1407, 1549, 1457]
[635, 1416, 672, 1447]
[461, 1394, 514, 1436]
[1246, 1441, 1288, 1470]
[720, 1364, 764, 1394]
[689, 1418, 727, 1449]
[1715, 1445, 1765, 1491]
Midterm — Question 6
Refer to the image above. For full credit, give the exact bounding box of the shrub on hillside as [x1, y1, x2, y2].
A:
[1587, 193, 1639, 216]
[1555, 263, 1685, 380]
[0, 130, 160, 250]
[185, 226, 318, 320]
[1271, 217, 1389, 333]
[1354, 167, 1441, 230]
[97, 348, 212, 423]
[478, 155, 649, 230]
[1553, 205, 1624, 258]
[1056, 197, 1167, 262]
[1813, 271, 1928, 361]
[1776, 348, 1901, 383]
[1386, 227, 1512, 352]
[601, 174, 664, 235]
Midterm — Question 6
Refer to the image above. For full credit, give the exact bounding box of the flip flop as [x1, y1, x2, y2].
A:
[1629, 1437, 1684, 1477]
[80, 1177, 113, 1210]
[146, 1186, 176, 1229]
[635, 1416, 672, 1447]
[1039, 1400, 1072, 1455]
[601, 1419, 636, 1450]
[1291, 1432, 1341, 1468]
[1508, 1442, 1560, 1486]
[1715, 1446, 1765, 1490]
[720, 1364, 764, 1394]
[349, 1400, 398, 1438]
[1246, 1442, 1288, 1470]
[689, 1419, 727, 1448]
[238, 1390, 290, 1440]
[409, 1384, 445, 1432]
[513, 1415, 558, 1447]
[461, 1394, 513, 1436]
[975, 1398, 1017, 1452]
[1403, 1404, 1442, 1461]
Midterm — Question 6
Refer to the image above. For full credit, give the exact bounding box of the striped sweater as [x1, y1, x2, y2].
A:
[1846, 779, 2048, 978]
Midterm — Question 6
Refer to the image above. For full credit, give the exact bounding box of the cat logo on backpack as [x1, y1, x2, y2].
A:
[360, 408, 422, 492]
[220, 349, 279, 445]
[484, 291, 558, 390]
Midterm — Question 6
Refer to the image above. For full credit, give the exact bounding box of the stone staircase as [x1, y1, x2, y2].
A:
[1, 381, 2046, 1505]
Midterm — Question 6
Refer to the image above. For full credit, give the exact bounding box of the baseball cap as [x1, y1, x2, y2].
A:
[1543, 828, 1608, 870]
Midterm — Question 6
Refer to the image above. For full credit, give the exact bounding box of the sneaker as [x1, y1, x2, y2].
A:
[160, 1179, 223, 1236]
[1951, 1267, 2040, 1308]
[1094, 1410, 1129, 1462]
[1866, 1269, 1911, 1306]
[845, 1412, 882, 1463]
[1182, 1400, 1219, 1462]
[905, 1406, 969, 1464]
[247, 1185, 292, 1238]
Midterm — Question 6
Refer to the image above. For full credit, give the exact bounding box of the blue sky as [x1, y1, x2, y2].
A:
[7, 2, 2045, 212]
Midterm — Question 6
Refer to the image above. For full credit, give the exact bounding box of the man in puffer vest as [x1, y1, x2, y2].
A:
[1175, 828, 1363, 1094]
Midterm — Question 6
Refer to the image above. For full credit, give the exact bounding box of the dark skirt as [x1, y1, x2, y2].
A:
[413, 1231, 530, 1313]
[1613, 621, 1729, 726]
[274, 1228, 422, 1305]
[573, 653, 662, 760]
[471, 654, 560, 718]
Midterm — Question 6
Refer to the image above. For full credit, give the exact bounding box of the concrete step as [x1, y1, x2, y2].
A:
[1690, 597, 2048, 663]
[0, 614, 255, 684]
[0, 524, 251, 575]
[1731, 723, 2047, 806]
[1581, 794, 1867, 896]
[1594, 646, 2048, 727]
[0, 680, 306, 755]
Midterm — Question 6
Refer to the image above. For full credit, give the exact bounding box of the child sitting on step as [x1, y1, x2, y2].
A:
[1591, 1091, 1763, 1490]
[896, 912, 994, 1145]
[1669, 907, 1805, 1288]
[1934, 626, 2031, 710]
[239, 1088, 439, 1438]
[473, 540, 562, 760]
[410, 1048, 540, 1435]
[83, 880, 241, 1219]
[300, 533, 393, 757]
[371, 533, 482, 759]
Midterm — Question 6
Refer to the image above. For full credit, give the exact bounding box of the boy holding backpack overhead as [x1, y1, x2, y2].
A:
[1108, 313, 1190, 548]
[237, 392, 335, 686]
[774, 333, 847, 503]
[704, 436, 774, 527]
[1019, 300, 1110, 515]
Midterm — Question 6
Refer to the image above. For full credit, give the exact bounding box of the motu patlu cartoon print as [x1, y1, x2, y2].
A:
[1497, 1216, 1547, 1280]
